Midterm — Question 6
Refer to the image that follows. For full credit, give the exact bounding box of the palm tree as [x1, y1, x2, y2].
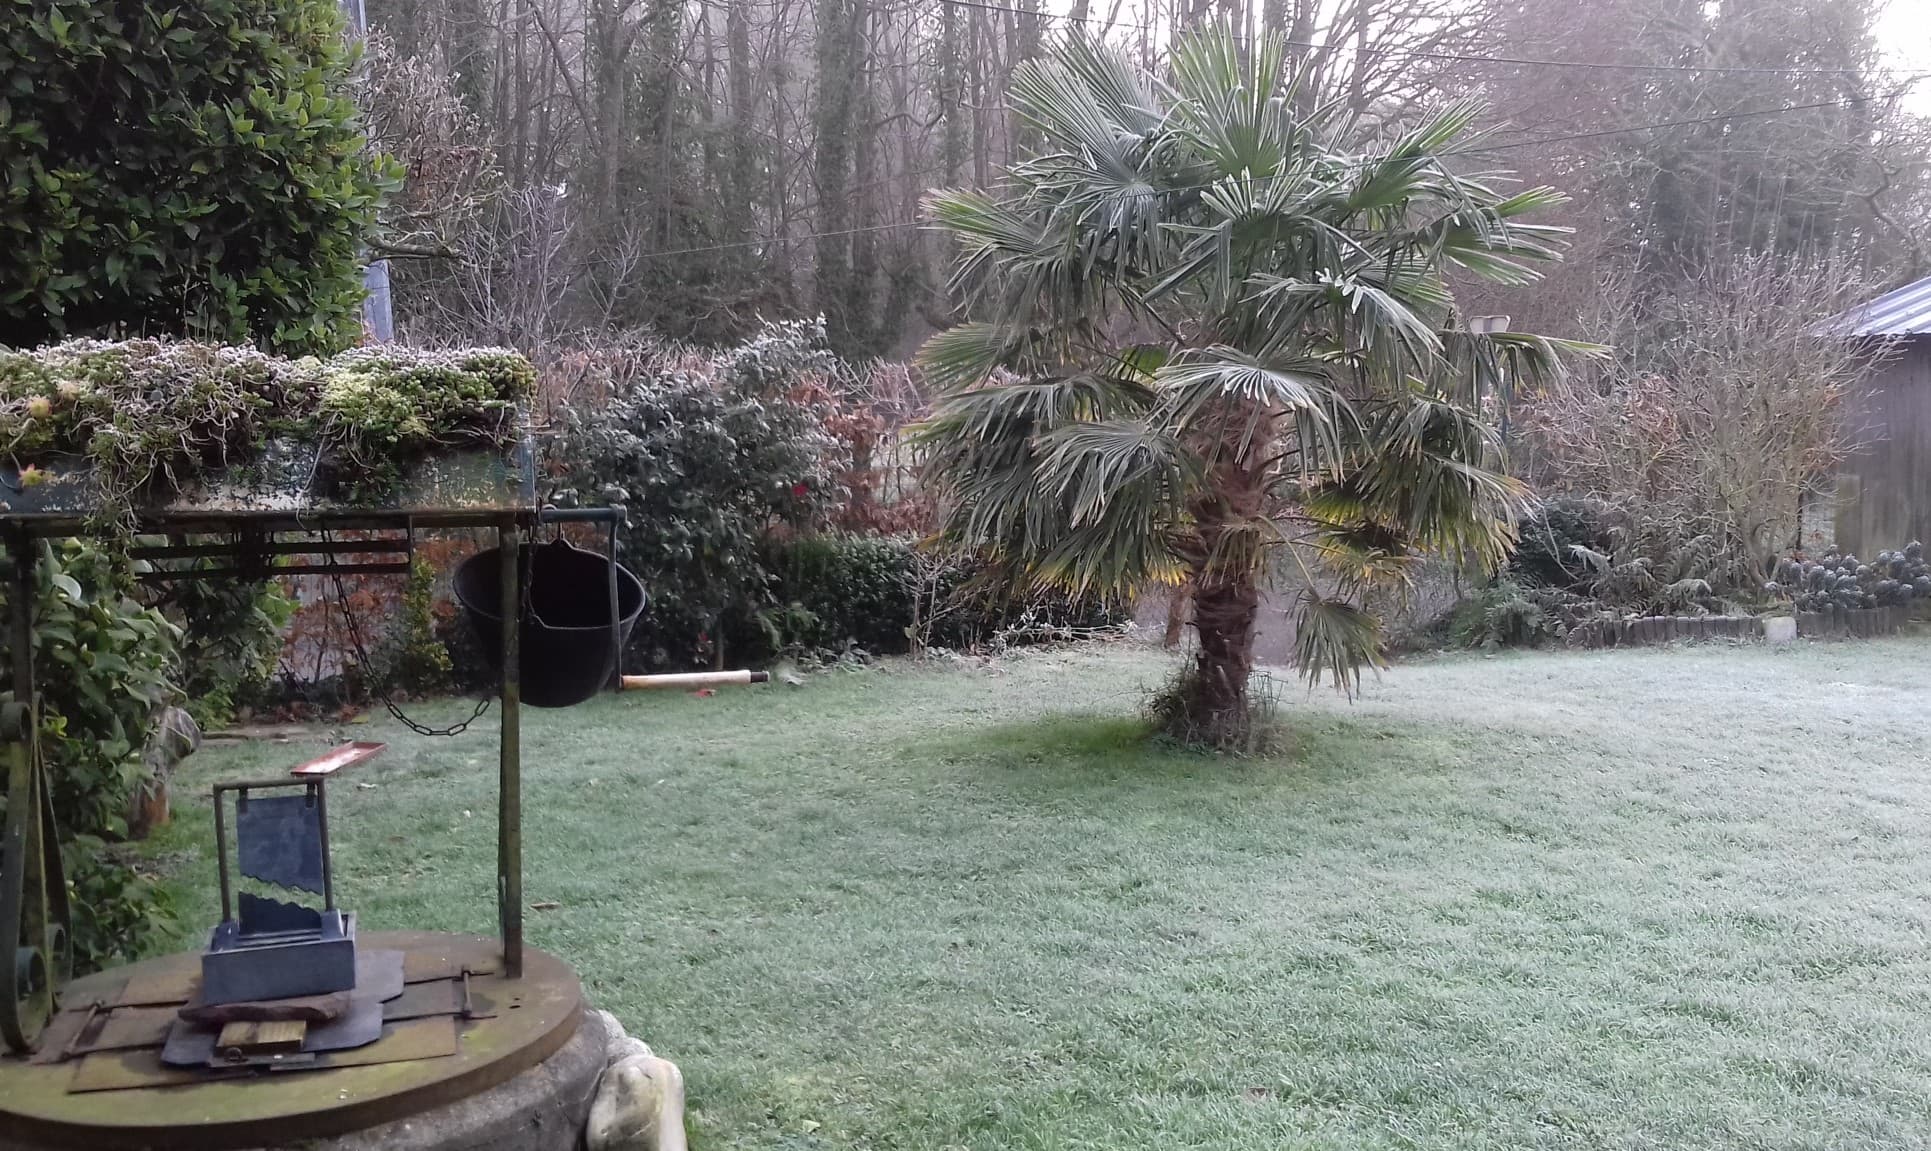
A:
[916, 28, 1597, 747]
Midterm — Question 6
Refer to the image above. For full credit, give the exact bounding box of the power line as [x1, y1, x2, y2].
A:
[569, 95, 1886, 267]
[934, 0, 1900, 79]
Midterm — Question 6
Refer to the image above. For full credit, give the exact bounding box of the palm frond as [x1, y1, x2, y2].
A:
[1153, 346, 1348, 460]
[1292, 593, 1386, 695]
[916, 322, 1023, 393]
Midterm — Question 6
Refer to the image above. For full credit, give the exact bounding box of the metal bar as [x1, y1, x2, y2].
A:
[59, 999, 103, 1062]
[620, 670, 771, 690]
[497, 523, 523, 979]
[1, 509, 530, 537]
[10, 506, 605, 540]
[213, 785, 233, 924]
[135, 561, 411, 583]
[606, 514, 622, 690]
[9, 529, 30, 704]
[536, 506, 627, 524]
[129, 538, 413, 560]
[213, 778, 331, 795]
[314, 781, 334, 912]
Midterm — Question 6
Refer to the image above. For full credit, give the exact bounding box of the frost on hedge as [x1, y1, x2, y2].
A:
[0, 338, 535, 506]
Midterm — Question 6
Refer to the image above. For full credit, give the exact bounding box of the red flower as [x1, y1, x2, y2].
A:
[791, 482, 809, 498]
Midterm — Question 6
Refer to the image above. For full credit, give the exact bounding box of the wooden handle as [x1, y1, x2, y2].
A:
[620, 670, 770, 691]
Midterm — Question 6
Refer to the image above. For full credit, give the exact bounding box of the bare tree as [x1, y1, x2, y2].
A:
[1520, 254, 1893, 585]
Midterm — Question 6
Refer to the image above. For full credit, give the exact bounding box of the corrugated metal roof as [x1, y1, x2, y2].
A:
[1820, 274, 1931, 337]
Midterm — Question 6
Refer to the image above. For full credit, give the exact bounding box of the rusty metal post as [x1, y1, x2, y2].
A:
[8, 529, 28, 705]
[213, 786, 233, 923]
[496, 522, 523, 978]
[314, 781, 334, 911]
[606, 511, 622, 690]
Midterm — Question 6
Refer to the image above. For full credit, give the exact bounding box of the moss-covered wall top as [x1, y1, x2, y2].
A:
[0, 339, 536, 517]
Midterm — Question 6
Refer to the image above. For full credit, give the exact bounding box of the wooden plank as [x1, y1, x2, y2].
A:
[216, 1019, 308, 1056]
[289, 741, 387, 777]
[129, 538, 413, 561]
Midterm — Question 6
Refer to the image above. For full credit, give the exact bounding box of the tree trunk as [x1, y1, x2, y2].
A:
[726, 0, 756, 255]
[1166, 406, 1272, 747]
[813, 0, 856, 347]
[1185, 558, 1261, 747]
[938, 1, 963, 186]
[848, 0, 878, 353]
[1162, 579, 1190, 648]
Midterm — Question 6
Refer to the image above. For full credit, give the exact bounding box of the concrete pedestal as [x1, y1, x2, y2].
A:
[302, 1010, 608, 1151]
[0, 1012, 606, 1151]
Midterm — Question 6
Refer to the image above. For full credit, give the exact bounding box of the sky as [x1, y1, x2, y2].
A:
[1879, 2, 1931, 114]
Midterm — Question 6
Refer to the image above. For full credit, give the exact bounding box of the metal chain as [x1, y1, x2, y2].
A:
[319, 527, 492, 739]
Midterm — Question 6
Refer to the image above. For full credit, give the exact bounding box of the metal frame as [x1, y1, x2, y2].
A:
[2, 526, 73, 1052]
[0, 504, 638, 1023]
[211, 779, 336, 921]
[0, 500, 638, 1056]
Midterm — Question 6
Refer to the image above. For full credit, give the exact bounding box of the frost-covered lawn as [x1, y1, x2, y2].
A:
[163, 637, 1931, 1149]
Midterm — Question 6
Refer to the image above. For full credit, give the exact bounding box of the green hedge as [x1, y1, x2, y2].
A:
[0, 0, 396, 353]
[740, 534, 1126, 661]
[0, 540, 181, 969]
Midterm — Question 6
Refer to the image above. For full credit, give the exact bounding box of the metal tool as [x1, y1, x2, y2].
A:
[203, 779, 356, 1006]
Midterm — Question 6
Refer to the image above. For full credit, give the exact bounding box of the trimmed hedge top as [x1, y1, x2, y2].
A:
[1, 338, 535, 509]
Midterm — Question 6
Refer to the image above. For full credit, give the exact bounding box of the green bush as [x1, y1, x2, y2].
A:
[742, 534, 1129, 662]
[0, 0, 397, 353]
[1509, 497, 1616, 590]
[392, 553, 453, 693]
[1446, 578, 1598, 650]
[757, 535, 917, 656]
[548, 324, 845, 669]
[162, 574, 294, 730]
[1775, 541, 1930, 612]
[0, 539, 181, 969]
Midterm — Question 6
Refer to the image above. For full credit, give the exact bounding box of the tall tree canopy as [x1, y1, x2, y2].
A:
[917, 28, 1592, 745]
[345, 0, 1928, 355]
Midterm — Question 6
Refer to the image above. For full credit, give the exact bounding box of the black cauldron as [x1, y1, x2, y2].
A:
[453, 538, 645, 708]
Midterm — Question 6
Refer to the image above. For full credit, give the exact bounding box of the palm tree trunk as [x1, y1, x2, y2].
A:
[1162, 578, 1191, 648]
[1186, 560, 1261, 744]
[1168, 408, 1271, 746]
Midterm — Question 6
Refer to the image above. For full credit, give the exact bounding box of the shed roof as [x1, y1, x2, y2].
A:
[1821, 274, 1931, 337]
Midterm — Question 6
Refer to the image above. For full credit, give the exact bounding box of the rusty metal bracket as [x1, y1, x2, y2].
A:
[1, 698, 72, 1054]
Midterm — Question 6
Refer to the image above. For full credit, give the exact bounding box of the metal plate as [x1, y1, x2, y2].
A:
[402, 945, 496, 985]
[382, 980, 461, 1023]
[69, 1051, 248, 1093]
[165, 950, 406, 1068]
[0, 932, 580, 1150]
[289, 742, 387, 777]
[163, 992, 385, 1068]
[236, 793, 325, 895]
[72, 1006, 176, 1056]
[313, 1017, 458, 1070]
